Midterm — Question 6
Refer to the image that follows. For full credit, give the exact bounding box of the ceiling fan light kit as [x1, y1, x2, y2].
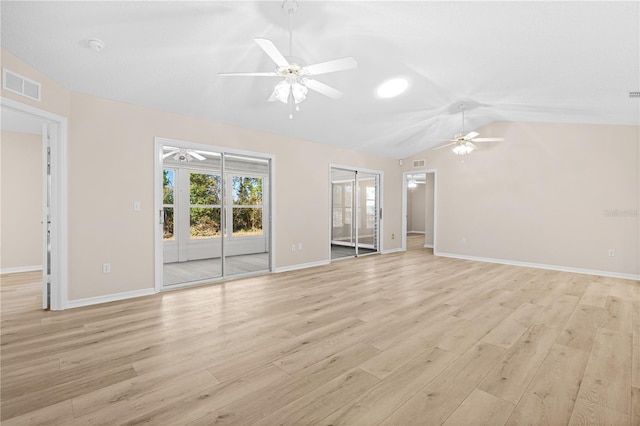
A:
[432, 103, 505, 156]
[218, 0, 357, 119]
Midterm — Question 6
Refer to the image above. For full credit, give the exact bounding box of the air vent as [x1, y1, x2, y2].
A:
[629, 91, 640, 98]
[413, 159, 425, 168]
[2, 68, 41, 102]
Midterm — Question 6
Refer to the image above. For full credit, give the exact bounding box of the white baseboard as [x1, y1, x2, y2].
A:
[274, 260, 330, 273]
[424, 244, 434, 249]
[435, 252, 640, 281]
[0, 265, 42, 275]
[407, 231, 425, 234]
[382, 247, 403, 254]
[66, 288, 156, 310]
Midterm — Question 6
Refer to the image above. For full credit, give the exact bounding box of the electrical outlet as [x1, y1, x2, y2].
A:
[133, 201, 141, 211]
[291, 244, 296, 252]
[608, 249, 615, 257]
[102, 263, 111, 273]
[298, 243, 303, 251]
[391, 233, 395, 240]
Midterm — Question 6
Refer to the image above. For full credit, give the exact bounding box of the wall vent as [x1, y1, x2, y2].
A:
[629, 91, 640, 98]
[2, 68, 41, 102]
[413, 159, 426, 168]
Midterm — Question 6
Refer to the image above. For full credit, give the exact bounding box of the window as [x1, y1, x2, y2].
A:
[189, 173, 221, 239]
[163, 169, 175, 240]
[231, 176, 263, 236]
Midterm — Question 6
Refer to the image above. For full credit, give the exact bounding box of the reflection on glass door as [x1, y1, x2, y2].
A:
[160, 145, 270, 287]
[330, 167, 380, 260]
[357, 172, 379, 251]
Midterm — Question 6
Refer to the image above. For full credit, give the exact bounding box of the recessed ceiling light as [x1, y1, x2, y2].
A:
[376, 77, 409, 98]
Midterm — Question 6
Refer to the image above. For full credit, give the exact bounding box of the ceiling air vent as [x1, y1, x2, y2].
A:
[2, 68, 41, 102]
[629, 91, 640, 98]
[413, 159, 426, 168]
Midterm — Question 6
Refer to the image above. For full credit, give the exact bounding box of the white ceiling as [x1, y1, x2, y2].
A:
[2, 1, 638, 159]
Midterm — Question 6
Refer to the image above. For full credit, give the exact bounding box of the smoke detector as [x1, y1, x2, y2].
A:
[88, 38, 105, 52]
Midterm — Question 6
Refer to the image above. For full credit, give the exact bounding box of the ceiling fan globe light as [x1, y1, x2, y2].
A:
[273, 81, 291, 104]
[291, 82, 307, 104]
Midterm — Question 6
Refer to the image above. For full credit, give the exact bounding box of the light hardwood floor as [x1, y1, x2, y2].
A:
[1, 237, 638, 425]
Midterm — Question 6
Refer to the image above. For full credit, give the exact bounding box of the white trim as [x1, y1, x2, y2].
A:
[408, 230, 426, 234]
[66, 288, 156, 310]
[0, 265, 43, 274]
[424, 244, 434, 249]
[274, 260, 330, 273]
[382, 247, 404, 255]
[1, 97, 68, 310]
[435, 252, 640, 281]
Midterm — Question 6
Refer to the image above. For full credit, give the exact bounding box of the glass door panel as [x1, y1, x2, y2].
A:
[162, 147, 222, 286]
[357, 172, 379, 255]
[330, 168, 357, 259]
[224, 156, 270, 277]
[330, 167, 380, 260]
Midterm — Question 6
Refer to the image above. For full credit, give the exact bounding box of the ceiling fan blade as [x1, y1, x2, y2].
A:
[304, 79, 343, 99]
[188, 151, 206, 161]
[303, 57, 358, 75]
[471, 137, 505, 142]
[162, 150, 179, 159]
[433, 141, 457, 150]
[463, 131, 479, 140]
[254, 37, 290, 68]
[218, 72, 279, 77]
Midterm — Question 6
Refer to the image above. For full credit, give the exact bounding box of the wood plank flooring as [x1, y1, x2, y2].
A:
[1, 235, 638, 425]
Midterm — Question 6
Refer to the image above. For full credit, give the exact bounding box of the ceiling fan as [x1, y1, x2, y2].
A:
[218, 0, 358, 119]
[163, 147, 206, 162]
[433, 104, 505, 155]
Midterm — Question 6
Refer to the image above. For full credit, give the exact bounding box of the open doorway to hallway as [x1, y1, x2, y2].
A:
[402, 170, 436, 253]
[1, 98, 68, 310]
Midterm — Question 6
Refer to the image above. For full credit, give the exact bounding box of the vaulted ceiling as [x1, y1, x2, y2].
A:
[2, 1, 638, 158]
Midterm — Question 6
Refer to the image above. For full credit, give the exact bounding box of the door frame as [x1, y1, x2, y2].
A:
[401, 169, 437, 252]
[1, 97, 69, 310]
[154, 137, 275, 292]
[328, 163, 384, 261]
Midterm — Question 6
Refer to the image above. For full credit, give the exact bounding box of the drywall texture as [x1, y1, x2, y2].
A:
[0, 49, 71, 118]
[67, 92, 402, 300]
[403, 121, 640, 277]
[408, 184, 426, 233]
[0, 131, 43, 271]
[425, 175, 434, 246]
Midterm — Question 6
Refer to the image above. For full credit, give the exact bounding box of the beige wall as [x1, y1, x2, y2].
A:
[1, 49, 71, 118]
[403, 121, 640, 276]
[425, 175, 434, 246]
[408, 184, 426, 233]
[1, 49, 403, 302]
[68, 92, 402, 300]
[0, 131, 43, 271]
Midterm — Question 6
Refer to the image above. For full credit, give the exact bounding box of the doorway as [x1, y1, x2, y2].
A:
[402, 170, 436, 252]
[0, 97, 68, 310]
[155, 138, 272, 289]
[329, 166, 382, 260]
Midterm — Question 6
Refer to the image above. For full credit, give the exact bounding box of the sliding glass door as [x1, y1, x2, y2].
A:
[160, 144, 270, 288]
[330, 167, 380, 260]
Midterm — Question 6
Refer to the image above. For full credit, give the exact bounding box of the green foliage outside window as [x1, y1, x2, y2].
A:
[190, 173, 221, 238]
[232, 177, 263, 236]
